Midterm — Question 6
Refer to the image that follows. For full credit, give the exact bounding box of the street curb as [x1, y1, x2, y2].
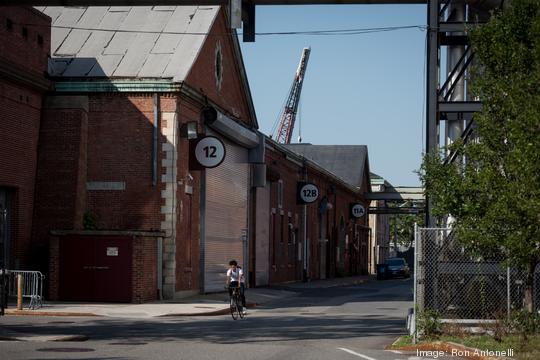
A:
[275, 278, 371, 290]
[50, 334, 90, 342]
[390, 339, 511, 360]
[325, 279, 369, 288]
[4, 309, 99, 317]
[159, 302, 258, 317]
[0, 333, 89, 342]
[4, 303, 259, 318]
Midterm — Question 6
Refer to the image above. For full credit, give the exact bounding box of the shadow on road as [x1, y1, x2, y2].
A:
[5, 314, 407, 344]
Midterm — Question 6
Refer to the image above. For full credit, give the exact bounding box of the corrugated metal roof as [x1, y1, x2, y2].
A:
[41, 6, 219, 80]
[283, 144, 369, 188]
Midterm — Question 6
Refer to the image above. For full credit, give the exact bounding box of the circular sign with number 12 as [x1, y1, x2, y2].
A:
[194, 136, 226, 168]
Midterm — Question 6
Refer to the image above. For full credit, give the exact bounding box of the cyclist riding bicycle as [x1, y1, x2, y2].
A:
[225, 260, 247, 315]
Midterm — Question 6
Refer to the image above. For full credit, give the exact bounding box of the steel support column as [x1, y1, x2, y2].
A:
[426, 0, 439, 228]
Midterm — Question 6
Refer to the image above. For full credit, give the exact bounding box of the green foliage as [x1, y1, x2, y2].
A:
[417, 310, 442, 338]
[420, 0, 540, 272]
[506, 309, 540, 336]
[83, 211, 98, 230]
[389, 203, 424, 247]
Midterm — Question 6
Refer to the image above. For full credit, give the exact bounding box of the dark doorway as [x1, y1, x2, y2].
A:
[59, 235, 133, 302]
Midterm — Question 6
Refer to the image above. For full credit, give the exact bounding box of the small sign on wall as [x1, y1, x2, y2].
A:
[106, 247, 119, 256]
[297, 182, 319, 204]
[189, 136, 226, 170]
[350, 203, 366, 218]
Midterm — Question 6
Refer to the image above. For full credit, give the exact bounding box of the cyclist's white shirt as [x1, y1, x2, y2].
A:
[227, 267, 244, 283]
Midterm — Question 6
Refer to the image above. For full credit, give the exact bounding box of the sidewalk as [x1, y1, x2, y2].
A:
[2, 275, 373, 318]
[0, 275, 373, 341]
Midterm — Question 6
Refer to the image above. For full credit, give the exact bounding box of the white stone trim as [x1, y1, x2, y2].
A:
[160, 111, 178, 300]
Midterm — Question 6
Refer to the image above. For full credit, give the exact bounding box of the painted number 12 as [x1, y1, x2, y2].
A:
[203, 146, 217, 158]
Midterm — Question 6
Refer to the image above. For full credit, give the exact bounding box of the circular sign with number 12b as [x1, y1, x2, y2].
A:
[299, 183, 319, 203]
[194, 136, 226, 168]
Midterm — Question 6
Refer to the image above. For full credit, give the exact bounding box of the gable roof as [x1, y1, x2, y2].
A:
[282, 144, 370, 189]
[38, 6, 219, 80]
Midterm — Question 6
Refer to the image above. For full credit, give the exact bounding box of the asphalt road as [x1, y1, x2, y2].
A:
[0, 278, 465, 360]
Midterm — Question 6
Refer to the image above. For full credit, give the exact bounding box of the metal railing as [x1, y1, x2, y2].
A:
[7, 270, 45, 309]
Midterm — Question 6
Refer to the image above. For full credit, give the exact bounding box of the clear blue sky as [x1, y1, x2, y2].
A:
[239, 5, 427, 187]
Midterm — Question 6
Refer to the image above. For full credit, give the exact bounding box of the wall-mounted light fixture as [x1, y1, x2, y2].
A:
[180, 121, 198, 140]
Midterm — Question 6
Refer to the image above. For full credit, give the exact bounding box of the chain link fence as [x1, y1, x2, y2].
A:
[413, 226, 539, 327]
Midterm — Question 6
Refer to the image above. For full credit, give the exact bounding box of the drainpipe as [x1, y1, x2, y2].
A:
[302, 163, 308, 282]
[153, 94, 161, 298]
[152, 94, 160, 186]
[152, 93, 163, 300]
[157, 237, 163, 300]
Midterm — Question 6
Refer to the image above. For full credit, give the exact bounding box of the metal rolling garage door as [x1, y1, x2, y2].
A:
[203, 133, 249, 293]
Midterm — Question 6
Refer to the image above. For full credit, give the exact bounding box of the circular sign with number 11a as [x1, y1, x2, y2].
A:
[194, 136, 226, 168]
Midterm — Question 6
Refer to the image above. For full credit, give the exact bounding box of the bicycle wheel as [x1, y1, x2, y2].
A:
[236, 295, 244, 319]
[230, 295, 239, 320]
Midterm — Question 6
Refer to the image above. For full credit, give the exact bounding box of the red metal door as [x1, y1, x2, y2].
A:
[59, 235, 132, 302]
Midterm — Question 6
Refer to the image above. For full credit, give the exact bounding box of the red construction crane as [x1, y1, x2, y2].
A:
[274, 47, 311, 144]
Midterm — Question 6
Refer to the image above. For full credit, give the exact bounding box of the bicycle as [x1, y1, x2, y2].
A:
[229, 287, 245, 320]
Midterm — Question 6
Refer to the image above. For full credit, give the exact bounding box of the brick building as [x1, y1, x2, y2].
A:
[1, 6, 373, 303]
[0, 7, 51, 270]
[33, 5, 259, 302]
[369, 173, 391, 273]
[253, 141, 371, 286]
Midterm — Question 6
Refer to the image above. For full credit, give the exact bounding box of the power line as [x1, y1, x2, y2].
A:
[18, 22, 427, 37]
[255, 25, 427, 36]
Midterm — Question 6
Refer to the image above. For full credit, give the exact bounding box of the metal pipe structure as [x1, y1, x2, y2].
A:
[425, 0, 439, 228]
[426, 0, 501, 227]
[445, 1, 466, 152]
[412, 222, 418, 343]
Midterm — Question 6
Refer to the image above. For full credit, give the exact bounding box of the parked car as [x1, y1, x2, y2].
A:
[384, 257, 410, 278]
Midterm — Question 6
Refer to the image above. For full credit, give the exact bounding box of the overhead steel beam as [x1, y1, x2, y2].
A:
[1, 0, 426, 4]
[439, 101, 482, 112]
[366, 187, 424, 201]
[366, 192, 425, 201]
[368, 207, 424, 215]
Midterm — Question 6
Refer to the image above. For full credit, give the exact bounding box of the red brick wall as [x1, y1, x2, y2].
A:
[266, 149, 303, 284]
[132, 236, 158, 303]
[85, 94, 164, 231]
[0, 82, 42, 269]
[175, 97, 202, 292]
[34, 97, 89, 258]
[48, 236, 60, 300]
[38, 92, 204, 295]
[0, 7, 50, 270]
[265, 145, 369, 284]
[186, 8, 254, 126]
[0, 7, 51, 76]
